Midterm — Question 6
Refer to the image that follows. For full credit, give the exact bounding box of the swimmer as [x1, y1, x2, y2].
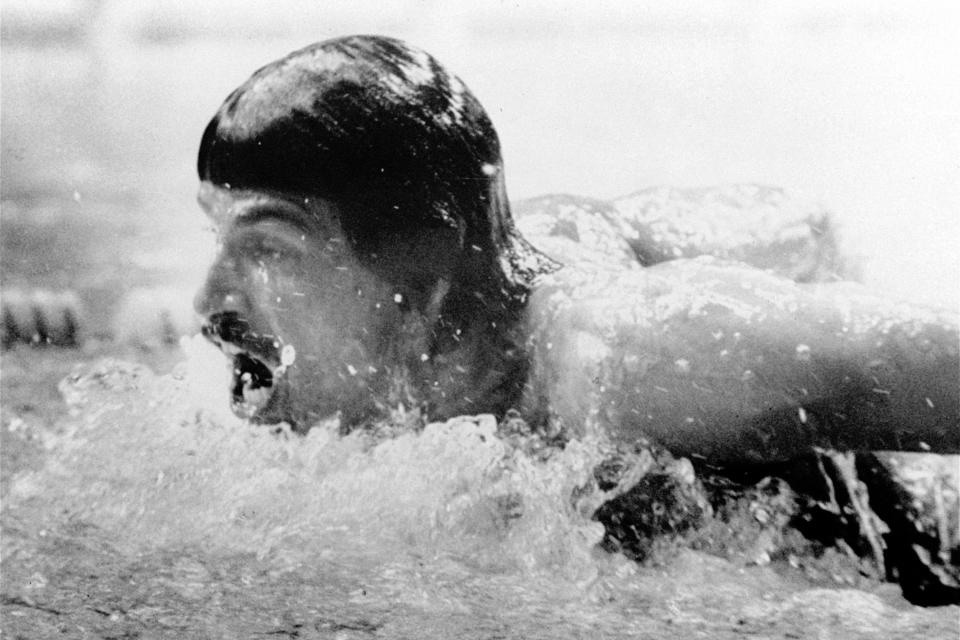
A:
[195, 35, 959, 464]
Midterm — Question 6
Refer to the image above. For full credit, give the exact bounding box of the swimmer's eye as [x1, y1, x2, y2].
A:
[245, 236, 298, 266]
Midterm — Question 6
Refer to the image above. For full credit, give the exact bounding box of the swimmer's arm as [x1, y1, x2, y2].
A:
[526, 259, 958, 463]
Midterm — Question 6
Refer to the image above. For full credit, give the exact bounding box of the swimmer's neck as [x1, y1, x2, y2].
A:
[371, 285, 531, 425]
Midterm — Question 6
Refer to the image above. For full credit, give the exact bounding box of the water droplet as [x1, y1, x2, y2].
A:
[280, 345, 296, 367]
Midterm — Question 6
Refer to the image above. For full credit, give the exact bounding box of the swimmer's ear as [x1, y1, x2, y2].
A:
[390, 279, 449, 366]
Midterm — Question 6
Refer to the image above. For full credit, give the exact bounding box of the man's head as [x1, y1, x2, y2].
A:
[195, 35, 552, 429]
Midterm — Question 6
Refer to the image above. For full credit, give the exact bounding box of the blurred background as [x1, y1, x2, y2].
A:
[2, 0, 959, 343]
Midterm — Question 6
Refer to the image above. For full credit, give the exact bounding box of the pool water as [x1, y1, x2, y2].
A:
[2, 337, 956, 639]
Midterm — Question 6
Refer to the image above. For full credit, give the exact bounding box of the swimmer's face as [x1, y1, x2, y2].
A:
[194, 182, 404, 429]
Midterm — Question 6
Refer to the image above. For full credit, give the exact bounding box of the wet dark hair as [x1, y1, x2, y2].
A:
[198, 35, 554, 313]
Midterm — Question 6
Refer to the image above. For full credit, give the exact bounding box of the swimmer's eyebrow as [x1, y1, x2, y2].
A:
[197, 183, 324, 234]
[233, 202, 315, 234]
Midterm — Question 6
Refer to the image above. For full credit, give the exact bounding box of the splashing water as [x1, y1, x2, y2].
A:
[10, 337, 599, 569]
[2, 336, 954, 638]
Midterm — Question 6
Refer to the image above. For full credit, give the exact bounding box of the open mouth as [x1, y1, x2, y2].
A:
[230, 350, 277, 419]
[201, 314, 293, 422]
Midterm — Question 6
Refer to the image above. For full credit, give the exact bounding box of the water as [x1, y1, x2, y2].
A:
[3, 338, 955, 638]
[2, 6, 959, 635]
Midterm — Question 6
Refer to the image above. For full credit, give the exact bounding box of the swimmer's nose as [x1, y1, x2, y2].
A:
[194, 287, 244, 318]
[193, 259, 248, 318]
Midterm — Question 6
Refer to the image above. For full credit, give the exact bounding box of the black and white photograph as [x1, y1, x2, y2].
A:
[2, 1, 958, 637]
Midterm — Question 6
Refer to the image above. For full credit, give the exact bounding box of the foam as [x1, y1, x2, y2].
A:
[9, 335, 606, 580]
